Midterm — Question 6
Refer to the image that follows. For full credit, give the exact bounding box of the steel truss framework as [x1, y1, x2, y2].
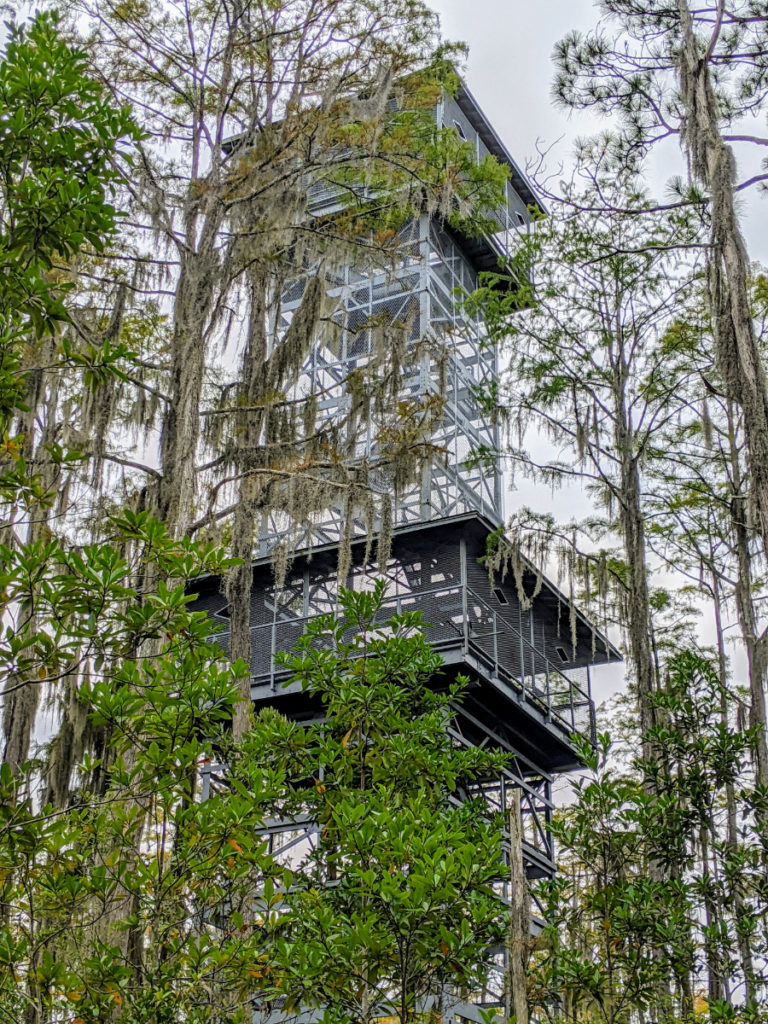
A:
[257, 214, 502, 551]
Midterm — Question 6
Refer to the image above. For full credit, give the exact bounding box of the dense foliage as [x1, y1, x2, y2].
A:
[0, 11, 509, 1022]
[2, 2, 768, 1024]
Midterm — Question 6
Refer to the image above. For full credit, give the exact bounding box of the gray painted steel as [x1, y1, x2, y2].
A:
[193, 83, 619, 1023]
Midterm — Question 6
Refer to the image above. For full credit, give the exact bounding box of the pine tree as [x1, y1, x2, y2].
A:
[472, 161, 701, 765]
[553, 0, 768, 563]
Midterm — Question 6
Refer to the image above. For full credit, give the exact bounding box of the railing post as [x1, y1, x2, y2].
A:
[271, 620, 277, 692]
[545, 660, 552, 721]
[518, 611, 525, 698]
[460, 538, 468, 655]
[529, 610, 535, 695]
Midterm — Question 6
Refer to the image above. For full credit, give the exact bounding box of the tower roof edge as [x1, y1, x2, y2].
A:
[453, 78, 545, 216]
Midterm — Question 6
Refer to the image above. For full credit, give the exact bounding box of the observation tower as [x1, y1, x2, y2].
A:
[194, 79, 620, 1022]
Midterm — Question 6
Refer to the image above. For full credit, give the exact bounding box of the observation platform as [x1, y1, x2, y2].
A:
[193, 512, 620, 774]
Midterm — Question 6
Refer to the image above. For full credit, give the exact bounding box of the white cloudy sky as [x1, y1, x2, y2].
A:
[431, 0, 768, 262]
[432, 0, 604, 173]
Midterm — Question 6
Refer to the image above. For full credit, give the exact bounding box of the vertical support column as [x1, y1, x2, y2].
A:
[586, 665, 597, 744]
[270, 614, 277, 693]
[493, 609, 499, 677]
[492, 341, 504, 520]
[270, 577, 279, 692]
[258, 511, 270, 557]
[518, 602, 526, 698]
[543, 776, 554, 864]
[460, 537, 468, 655]
[529, 609, 536, 691]
[418, 212, 433, 521]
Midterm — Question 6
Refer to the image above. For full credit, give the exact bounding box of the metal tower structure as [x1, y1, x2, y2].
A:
[256, 83, 540, 550]
[194, 80, 621, 1023]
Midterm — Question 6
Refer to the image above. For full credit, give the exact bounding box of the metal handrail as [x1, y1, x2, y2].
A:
[461, 587, 593, 740]
[213, 580, 594, 741]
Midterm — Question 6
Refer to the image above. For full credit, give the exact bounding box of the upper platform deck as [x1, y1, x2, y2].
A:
[294, 76, 541, 281]
[442, 81, 541, 277]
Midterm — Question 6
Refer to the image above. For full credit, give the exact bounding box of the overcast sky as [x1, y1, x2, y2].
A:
[432, 0, 603, 174]
[431, 0, 768, 263]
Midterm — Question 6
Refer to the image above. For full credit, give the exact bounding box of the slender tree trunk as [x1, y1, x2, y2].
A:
[725, 408, 768, 798]
[226, 272, 323, 740]
[698, 822, 726, 1004]
[157, 200, 224, 538]
[507, 788, 529, 1024]
[712, 573, 755, 1001]
[3, 349, 61, 774]
[615, 417, 657, 762]
[228, 273, 268, 741]
[678, 0, 768, 557]
[613, 398, 675, 1017]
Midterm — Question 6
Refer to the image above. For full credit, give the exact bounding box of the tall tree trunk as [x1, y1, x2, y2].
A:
[506, 789, 529, 1024]
[615, 412, 657, 762]
[613, 396, 673, 1017]
[157, 199, 224, 538]
[733, 499, 768, 795]
[698, 822, 726, 1004]
[724, 404, 768, 798]
[3, 345, 61, 774]
[227, 273, 269, 742]
[227, 272, 324, 740]
[712, 572, 755, 1002]
[678, 0, 768, 557]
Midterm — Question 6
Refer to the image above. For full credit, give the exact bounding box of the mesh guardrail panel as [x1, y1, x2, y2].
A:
[207, 577, 595, 741]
